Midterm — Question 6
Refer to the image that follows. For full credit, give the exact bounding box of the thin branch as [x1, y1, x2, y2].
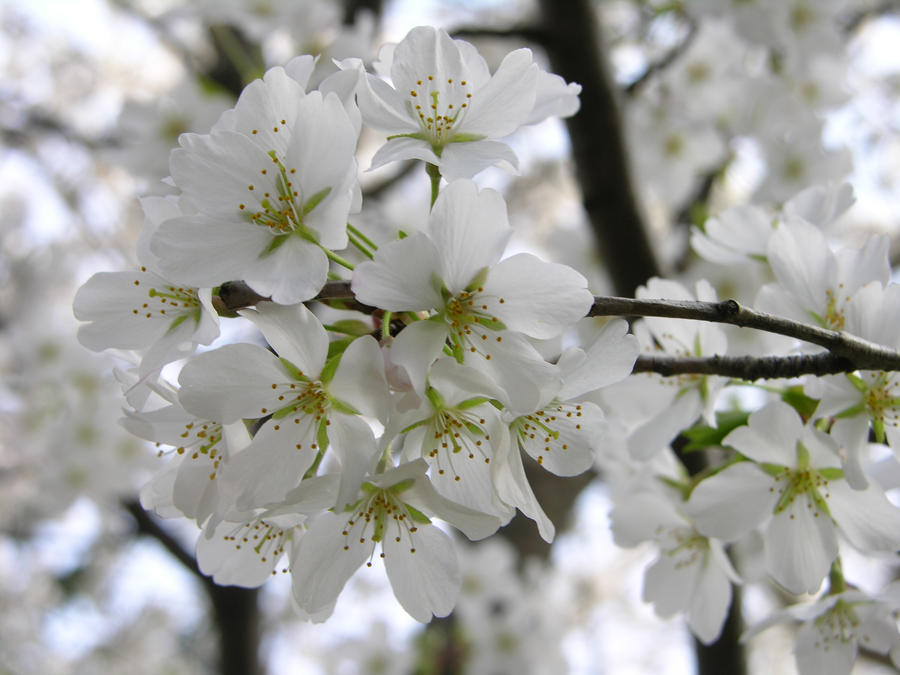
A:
[123, 499, 201, 577]
[361, 160, 418, 201]
[625, 14, 697, 97]
[591, 296, 900, 371]
[214, 283, 900, 375]
[634, 353, 856, 380]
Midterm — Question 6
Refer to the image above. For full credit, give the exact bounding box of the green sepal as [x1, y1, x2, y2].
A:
[457, 396, 492, 411]
[405, 504, 432, 525]
[278, 357, 309, 382]
[819, 467, 845, 480]
[390, 478, 416, 494]
[833, 403, 866, 420]
[760, 462, 788, 477]
[474, 316, 506, 331]
[317, 417, 330, 453]
[164, 308, 200, 335]
[680, 409, 750, 453]
[324, 319, 373, 337]
[399, 417, 430, 435]
[449, 133, 486, 144]
[261, 233, 290, 257]
[781, 385, 819, 421]
[426, 386, 444, 411]
[302, 186, 332, 216]
[845, 372, 868, 395]
[331, 398, 361, 416]
[465, 267, 490, 292]
[320, 353, 345, 385]
[386, 132, 429, 142]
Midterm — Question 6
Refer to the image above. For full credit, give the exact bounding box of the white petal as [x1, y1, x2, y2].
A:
[428, 180, 511, 293]
[687, 463, 778, 541]
[384, 524, 460, 623]
[242, 236, 329, 305]
[240, 301, 328, 376]
[152, 215, 272, 289]
[196, 520, 280, 588]
[828, 481, 900, 552]
[227, 416, 319, 510]
[483, 254, 593, 339]
[687, 546, 733, 645]
[368, 136, 441, 171]
[291, 512, 372, 616]
[329, 336, 390, 421]
[178, 343, 287, 422]
[438, 140, 519, 180]
[351, 233, 444, 311]
[723, 401, 804, 466]
[493, 436, 555, 543]
[795, 615, 857, 675]
[764, 498, 837, 595]
[458, 48, 538, 137]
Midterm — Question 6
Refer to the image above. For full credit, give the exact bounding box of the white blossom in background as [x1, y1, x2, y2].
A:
[357, 25, 580, 179]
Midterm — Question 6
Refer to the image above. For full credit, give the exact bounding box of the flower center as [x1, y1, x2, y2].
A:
[444, 287, 507, 363]
[223, 518, 289, 569]
[340, 488, 421, 559]
[813, 599, 862, 647]
[407, 75, 473, 148]
[512, 401, 585, 467]
[131, 266, 202, 324]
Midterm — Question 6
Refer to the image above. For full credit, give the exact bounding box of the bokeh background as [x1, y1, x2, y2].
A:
[2, 0, 899, 673]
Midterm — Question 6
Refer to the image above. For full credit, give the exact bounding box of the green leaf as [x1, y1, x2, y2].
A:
[405, 504, 432, 525]
[680, 409, 750, 452]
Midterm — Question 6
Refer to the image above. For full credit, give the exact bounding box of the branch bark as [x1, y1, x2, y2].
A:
[590, 296, 900, 371]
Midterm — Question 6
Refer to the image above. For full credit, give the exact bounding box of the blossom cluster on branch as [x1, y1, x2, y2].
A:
[71, 22, 900, 675]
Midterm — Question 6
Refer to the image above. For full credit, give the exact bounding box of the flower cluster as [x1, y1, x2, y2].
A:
[73, 21, 900, 675]
[74, 26, 636, 623]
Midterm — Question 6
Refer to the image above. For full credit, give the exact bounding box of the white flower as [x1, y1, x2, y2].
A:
[623, 278, 728, 460]
[177, 301, 388, 511]
[74, 197, 219, 377]
[610, 487, 739, 645]
[745, 584, 900, 675]
[352, 179, 592, 412]
[756, 215, 890, 331]
[507, 319, 637, 477]
[152, 69, 359, 304]
[687, 401, 900, 594]
[807, 282, 900, 487]
[357, 26, 579, 179]
[290, 459, 500, 622]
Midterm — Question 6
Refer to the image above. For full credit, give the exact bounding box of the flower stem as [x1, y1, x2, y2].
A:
[319, 246, 356, 271]
[347, 223, 378, 252]
[426, 163, 442, 209]
[347, 231, 374, 259]
[381, 311, 393, 341]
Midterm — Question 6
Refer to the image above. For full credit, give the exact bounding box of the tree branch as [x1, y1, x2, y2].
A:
[214, 283, 900, 376]
[634, 353, 857, 380]
[590, 296, 900, 371]
[124, 501, 262, 675]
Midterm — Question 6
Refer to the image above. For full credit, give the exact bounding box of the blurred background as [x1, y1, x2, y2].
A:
[2, 0, 899, 673]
